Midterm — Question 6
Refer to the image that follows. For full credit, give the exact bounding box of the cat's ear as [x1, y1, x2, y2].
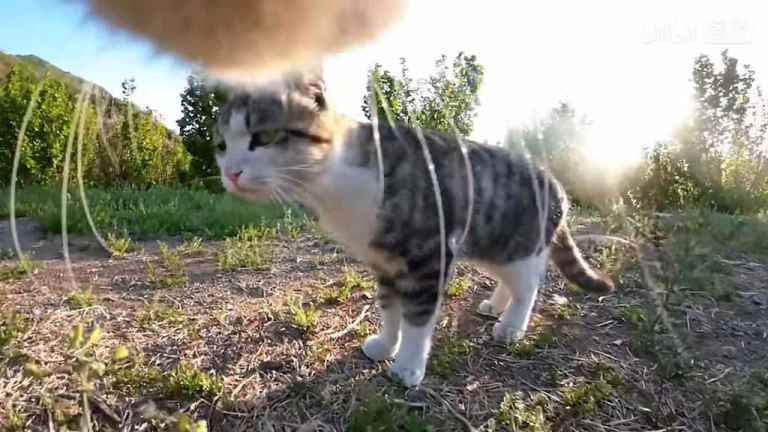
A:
[287, 64, 327, 110]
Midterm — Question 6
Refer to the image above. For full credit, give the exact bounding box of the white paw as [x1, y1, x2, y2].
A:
[389, 359, 426, 387]
[362, 335, 398, 361]
[477, 300, 503, 317]
[493, 323, 526, 344]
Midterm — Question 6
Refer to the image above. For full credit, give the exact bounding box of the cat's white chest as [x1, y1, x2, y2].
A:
[311, 164, 403, 274]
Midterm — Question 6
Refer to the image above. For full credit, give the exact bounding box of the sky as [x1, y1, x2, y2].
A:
[1, 0, 767, 168]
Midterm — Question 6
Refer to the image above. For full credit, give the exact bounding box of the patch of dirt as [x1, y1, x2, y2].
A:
[1, 219, 767, 431]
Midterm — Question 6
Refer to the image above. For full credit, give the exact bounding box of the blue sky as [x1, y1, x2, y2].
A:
[2, 1, 767, 167]
[0, 0, 190, 126]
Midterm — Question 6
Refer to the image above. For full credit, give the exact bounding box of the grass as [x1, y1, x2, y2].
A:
[65, 287, 95, 309]
[146, 242, 188, 289]
[218, 225, 272, 270]
[497, 392, 551, 432]
[0, 311, 27, 349]
[164, 362, 224, 401]
[323, 270, 374, 303]
[431, 336, 473, 377]
[1, 185, 294, 240]
[287, 298, 319, 334]
[178, 237, 205, 255]
[715, 369, 768, 431]
[106, 231, 137, 257]
[446, 276, 470, 297]
[0, 247, 15, 260]
[0, 255, 40, 281]
[348, 395, 432, 432]
[136, 304, 188, 328]
[508, 327, 557, 358]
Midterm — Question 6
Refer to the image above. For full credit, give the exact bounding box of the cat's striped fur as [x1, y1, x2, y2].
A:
[215, 71, 613, 387]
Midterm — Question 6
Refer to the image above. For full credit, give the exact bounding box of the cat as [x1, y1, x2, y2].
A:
[79, 0, 404, 84]
[213, 70, 614, 387]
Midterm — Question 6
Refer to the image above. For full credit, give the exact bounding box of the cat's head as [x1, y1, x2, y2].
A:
[215, 68, 337, 201]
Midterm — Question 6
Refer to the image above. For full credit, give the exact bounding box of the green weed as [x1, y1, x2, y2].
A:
[0, 311, 27, 349]
[323, 270, 374, 303]
[497, 392, 551, 432]
[65, 287, 96, 309]
[106, 231, 137, 257]
[431, 337, 472, 377]
[0, 247, 15, 260]
[348, 395, 432, 432]
[0, 255, 40, 281]
[217, 225, 272, 270]
[508, 327, 557, 358]
[287, 298, 319, 334]
[715, 369, 768, 432]
[446, 276, 470, 298]
[164, 362, 224, 401]
[146, 242, 188, 289]
[560, 378, 615, 416]
[177, 237, 205, 255]
[136, 305, 188, 328]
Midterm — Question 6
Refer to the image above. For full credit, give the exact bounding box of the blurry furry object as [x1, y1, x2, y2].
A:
[77, 0, 405, 84]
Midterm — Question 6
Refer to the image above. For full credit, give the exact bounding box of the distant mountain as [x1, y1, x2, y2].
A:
[1, 50, 115, 102]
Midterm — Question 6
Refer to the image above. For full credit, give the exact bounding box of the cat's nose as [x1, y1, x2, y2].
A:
[225, 170, 243, 185]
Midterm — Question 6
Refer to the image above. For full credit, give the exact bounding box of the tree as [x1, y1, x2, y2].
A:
[635, 50, 768, 212]
[362, 52, 484, 136]
[177, 74, 229, 180]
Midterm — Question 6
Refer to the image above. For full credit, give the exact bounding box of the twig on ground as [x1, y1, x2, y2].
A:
[422, 387, 478, 432]
[320, 305, 370, 339]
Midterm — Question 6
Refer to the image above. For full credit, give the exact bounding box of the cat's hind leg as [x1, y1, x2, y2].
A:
[489, 249, 549, 343]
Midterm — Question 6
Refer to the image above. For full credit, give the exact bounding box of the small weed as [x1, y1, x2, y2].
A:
[560, 374, 617, 416]
[277, 207, 305, 239]
[5, 405, 27, 431]
[348, 395, 432, 432]
[0, 255, 39, 281]
[619, 305, 648, 326]
[446, 276, 470, 298]
[287, 298, 319, 334]
[136, 304, 188, 328]
[715, 369, 768, 431]
[146, 242, 188, 289]
[356, 322, 372, 341]
[431, 337, 472, 377]
[323, 270, 373, 303]
[178, 237, 205, 255]
[65, 287, 96, 309]
[218, 225, 272, 270]
[0, 247, 15, 260]
[164, 362, 224, 400]
[508, 327, 557, 358]
[0, 311, 27, 349]
[106, 231, 137, 257]
[554, 303, 578, 320]
[174, 414, 209, 432]
[497, 392, 551, 432]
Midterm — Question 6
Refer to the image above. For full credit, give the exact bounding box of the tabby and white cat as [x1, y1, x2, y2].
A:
[214, 71, 614, 387]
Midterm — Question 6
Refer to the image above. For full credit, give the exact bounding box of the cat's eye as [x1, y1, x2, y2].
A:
[249, 129, 286, 151]
[216, 141, 226, 152]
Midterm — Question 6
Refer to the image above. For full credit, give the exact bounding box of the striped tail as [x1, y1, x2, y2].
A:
[550, 225, 615, 293]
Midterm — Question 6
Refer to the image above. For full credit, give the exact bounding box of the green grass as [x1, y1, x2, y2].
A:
[431, 336, 472, 378]
[65, 288, 96, 309]
[136, 304, 188, 328]
[508, 327, 557, 358]
[0, 255, 40, 281]
[348, 395, 432, 432]
[217, 225, 272, 270]
[446, 276, 470, 298]
[323, 270, 374, 303]
[164, 362, 224, 401]
[0, 311, 27, 349]
[1, 186, 295, 240]
[146, 242, 188, 289]
[106, 231, 138, 257]
[497, 392, 551, 432]
[287, 298, 319, 334]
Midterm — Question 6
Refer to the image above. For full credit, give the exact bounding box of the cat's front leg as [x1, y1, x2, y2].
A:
[362, 278, 401, 361]
[388, 274, 443, 387]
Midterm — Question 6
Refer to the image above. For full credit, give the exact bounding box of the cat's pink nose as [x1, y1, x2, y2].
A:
[226, 170, 243, 185]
